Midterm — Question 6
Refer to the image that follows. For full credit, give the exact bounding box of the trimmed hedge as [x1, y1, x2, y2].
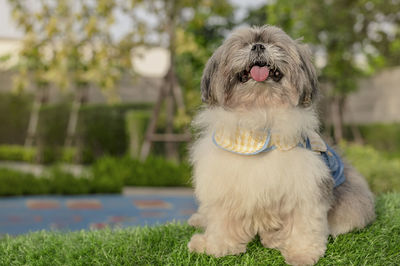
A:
[0, 168, 119, 197]
[38, 102, 70, 146]
[0, 169, 48, 196]
[0, 156, 191, 196]
[0, 167, 121, 197]
[39, 102, 153, 162]
[92, 156, 192, 187]
[0, 145, 88, 164]
[0, 91, 153, 163]
[0, 145, 36, 162]
[78, 103, 152, 159]
[0, 93, 32, 145]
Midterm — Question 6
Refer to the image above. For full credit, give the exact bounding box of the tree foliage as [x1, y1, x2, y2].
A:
[120, 0, 234, 112]
[243, 0, 400, 141]
[174, 1, 235, 111]
[260, 0, 400, 96]
[9, 0, 234, 107]
[9, 0, 140, 96]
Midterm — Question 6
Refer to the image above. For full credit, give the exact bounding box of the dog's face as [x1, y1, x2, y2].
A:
[201, 25, 318, 109]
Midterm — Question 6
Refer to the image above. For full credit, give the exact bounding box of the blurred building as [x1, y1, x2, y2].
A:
[343, 67, 400, 124]
[0, 37, 19, 91]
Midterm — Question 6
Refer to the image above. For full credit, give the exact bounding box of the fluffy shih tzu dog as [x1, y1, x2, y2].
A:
[187, 25, 375, 265]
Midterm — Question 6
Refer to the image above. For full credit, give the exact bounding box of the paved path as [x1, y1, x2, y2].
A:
[0, 189, 197, 236]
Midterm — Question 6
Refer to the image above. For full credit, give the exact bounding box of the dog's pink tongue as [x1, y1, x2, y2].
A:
[250, 66, 269, 82]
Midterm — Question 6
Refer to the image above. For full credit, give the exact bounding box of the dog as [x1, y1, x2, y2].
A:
[187, 25, 375, 265]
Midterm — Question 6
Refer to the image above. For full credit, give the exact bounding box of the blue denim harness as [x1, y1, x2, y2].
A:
[302, 138, 345, 188]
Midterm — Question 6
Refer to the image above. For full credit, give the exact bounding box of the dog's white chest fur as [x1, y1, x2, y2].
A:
[191, 107, 331, 220]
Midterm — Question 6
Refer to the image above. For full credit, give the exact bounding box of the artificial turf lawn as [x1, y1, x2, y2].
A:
[1, 193, 399, 265]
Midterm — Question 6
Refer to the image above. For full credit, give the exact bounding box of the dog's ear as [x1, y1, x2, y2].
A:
[201, 47, 222, 105]
[295, 42, 318, 107]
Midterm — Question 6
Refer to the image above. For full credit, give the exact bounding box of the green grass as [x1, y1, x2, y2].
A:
[1, 193, 399, 265]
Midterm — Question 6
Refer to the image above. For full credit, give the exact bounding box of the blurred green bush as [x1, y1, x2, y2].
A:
[0, 167, 94, 196]
[92, 156, 191, 187]
[0, 145, 37, 162]
[358, 124, 400, 158]
[0, 169, 48, 196]
[0, 145, 91, 164]
[0, 156, 191, 196]
[0, 169, 118, 196]
[341, 123, 400, 158]
[342, 143, 400, 194]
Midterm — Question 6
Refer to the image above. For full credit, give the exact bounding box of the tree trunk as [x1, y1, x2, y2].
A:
[350, 124, 364, 145]
[164, 2, 178, 161]
[25, 87, 48, 147]
[65, 87, 88, 162]
[330, 95, 344, 143]
[165, 69, 178, 161]
[140, 79, 168, 160]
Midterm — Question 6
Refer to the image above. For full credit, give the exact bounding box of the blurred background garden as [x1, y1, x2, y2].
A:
[0, 0, 399, 197]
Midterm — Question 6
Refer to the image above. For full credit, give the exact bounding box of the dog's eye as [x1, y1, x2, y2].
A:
[271, 69, 283, 82]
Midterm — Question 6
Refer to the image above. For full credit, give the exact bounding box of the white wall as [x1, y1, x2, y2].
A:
[0, 0, 23, 39]
[344, 67, 400, 124]
[0, 38, 21, 69]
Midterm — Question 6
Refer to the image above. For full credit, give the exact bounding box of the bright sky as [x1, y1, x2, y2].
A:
[0, 0, 267, 39]
[0, 0, 23, 39]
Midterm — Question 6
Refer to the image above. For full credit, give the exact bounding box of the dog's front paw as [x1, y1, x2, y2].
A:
[188, 213, 206, 228]
[188, 233, 246, 257]
[283, 253, 320, 266]
[282, 247, 326, 266]
[188, 234, 207, 253]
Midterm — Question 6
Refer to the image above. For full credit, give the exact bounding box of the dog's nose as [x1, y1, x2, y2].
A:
[251, 43, 265, 52]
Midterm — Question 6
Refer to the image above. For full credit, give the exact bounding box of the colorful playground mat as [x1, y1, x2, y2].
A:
[0, 194, 197, 236]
